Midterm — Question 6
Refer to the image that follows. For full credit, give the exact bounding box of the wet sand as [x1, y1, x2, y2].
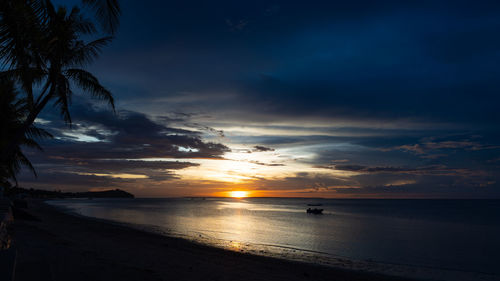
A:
[12, 200, 415, 281]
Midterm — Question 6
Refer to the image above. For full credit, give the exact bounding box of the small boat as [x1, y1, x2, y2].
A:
[306, 208, 323, 214]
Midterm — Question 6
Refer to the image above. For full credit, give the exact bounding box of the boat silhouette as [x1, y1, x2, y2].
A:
[306, 208, 323, 214]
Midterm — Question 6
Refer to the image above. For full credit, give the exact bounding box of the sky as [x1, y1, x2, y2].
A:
[17, 0, 500, 198]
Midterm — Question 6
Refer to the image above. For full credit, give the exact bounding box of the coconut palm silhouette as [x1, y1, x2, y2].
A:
[0, 0, 120, 179]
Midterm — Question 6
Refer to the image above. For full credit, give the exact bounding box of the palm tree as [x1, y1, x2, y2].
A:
[0, 78, 52, 186]
[0, 0, 119, 164]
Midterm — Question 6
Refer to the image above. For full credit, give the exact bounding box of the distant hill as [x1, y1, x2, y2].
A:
[5, 187, 134, 199]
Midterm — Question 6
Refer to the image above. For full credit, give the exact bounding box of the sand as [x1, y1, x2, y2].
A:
[12, 200, 415, 281]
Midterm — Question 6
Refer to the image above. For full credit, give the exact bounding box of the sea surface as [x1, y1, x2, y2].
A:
[48, 198, 500, 276]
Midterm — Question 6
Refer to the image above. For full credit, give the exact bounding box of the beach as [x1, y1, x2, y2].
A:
[3, 1, 500, 281]
[12, 200, 411, 281]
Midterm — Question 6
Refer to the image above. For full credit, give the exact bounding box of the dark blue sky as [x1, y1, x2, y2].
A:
[20, 0, 500, 197]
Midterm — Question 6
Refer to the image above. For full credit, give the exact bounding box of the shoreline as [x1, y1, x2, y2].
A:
[13, 200, 496, 281]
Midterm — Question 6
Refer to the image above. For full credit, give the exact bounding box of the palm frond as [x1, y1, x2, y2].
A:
[0, 76, 49, 182]
[68, 36, 112, 66]
[82, 0, 121, 34]
[19, 138, 43, 151]
[65, 68, 115, 111]
[25, 126, 53, 140]
[68, 7, 97, 35]
[1, 68, 47, 106]
[0, 0, 45, 69]
[17, 151, 37, 177]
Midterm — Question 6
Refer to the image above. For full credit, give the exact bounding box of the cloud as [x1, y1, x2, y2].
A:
[330, 164, 456, 175]
[332, 181, 500, 198]
[226, 19, 249, 31]
[18, 101, 229, 190]
[37, 102, 230, 160]
[385, 137, 500, 158]
[248, 160, 284, 167]
[185, 123, 225, 138]
[17, 0, 500, 198]
[253, 145, 275, 152]
[88, 0, 500, 130]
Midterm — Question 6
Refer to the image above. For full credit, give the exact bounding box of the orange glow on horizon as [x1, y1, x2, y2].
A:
[228, 191, 248, 198]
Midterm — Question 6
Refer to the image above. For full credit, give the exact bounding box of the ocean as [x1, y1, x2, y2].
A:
[48, 198, 500, 277]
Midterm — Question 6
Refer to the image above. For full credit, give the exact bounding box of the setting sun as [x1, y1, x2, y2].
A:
[229, 191, 248, 198]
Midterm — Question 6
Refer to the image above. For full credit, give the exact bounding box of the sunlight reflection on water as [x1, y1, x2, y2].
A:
[48, 197, 500, 277]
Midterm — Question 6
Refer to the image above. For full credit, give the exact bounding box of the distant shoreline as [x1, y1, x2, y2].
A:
[7, 187, 134, 199]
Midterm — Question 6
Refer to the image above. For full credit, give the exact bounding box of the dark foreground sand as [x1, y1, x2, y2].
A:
[12, 200, 413, 281]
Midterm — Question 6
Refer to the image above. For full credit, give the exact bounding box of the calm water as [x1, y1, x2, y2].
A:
[48, 198, 500, 275]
